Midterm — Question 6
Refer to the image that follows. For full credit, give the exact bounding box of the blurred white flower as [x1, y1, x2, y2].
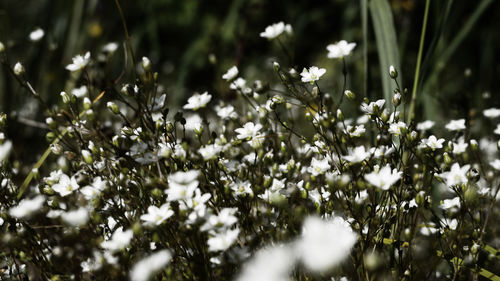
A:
[440, 197, 461, 210]
[490, 159, 500, 170]
[29, 28, 45, 42]
[140, 204, 174, 226]
[0, 140, 13, 162]
[260, 22, 292, 39]
[307, 157, 331, 176]
[300, 66, 326, 84]
[101, 227, 133, 252]
[166, 170, 200, 201]
[236, 244, 294, 281]
[102, 42, 119, 53]
[216, 104, 237, 120]
[130, 250, 172, 281]
[495, 124, 500, 135]
[416, 120, 435, 131]
[207, 228, 240, 252]
[326, 40, 356, 59]
[80, 176, 107, 200]
[229, 180, 253, 197]
[230, 77, 247, 90]
[483, 108, 500, 118]
[9, 195, 45, 219]
[184, 114, 203, 131]
[364, 164, 402, 190]
[388, 121, 407, 136]
[66, 52, 90, 72]
[71, 85, 88, 98]
[198, 144, 223, 161]
[61, 207, 89, 226]
[222, 66, 238, 81]
[295, 215, 356, 273]
[183, 92, 212, 111]
[202, 208, 238, 231]
[445, 119, 466, 131]
[452, 137, 468, 155]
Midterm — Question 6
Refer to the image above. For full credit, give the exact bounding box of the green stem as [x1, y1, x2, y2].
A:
[408, 0, 431, 121]
[114, 0, 137, 79]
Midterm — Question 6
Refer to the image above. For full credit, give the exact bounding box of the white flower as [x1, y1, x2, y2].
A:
[29, 28, 45, 42]
[9, 195, 45, 219]
[364, 164, 402, 190]
[307, 157, 331, 176]
[202, 208, 238, 231]
[184, 114, 203, 131]
[452, 137, 468, 155]
[140, 204, 174, 226]
[495, 124, 500, 135]
[483, 108, 500, 118]
[235, 122, 262, 140]
[183, 92, 212, 111]
[236, 245, 294, 281]
[440, 163, 470, 187]
[260, 22, 292, 39]
[198, 144, 223, 161]
[66, 52, 90, 72]
[419, 135, 445, 150]
[80, 176, 107, 200]
[295, 215, 357, 273]
[345, 124, 366, 137]
[216, 104, 237, 120]
[71, 85, 88, 98]
[300, 66, 326, 84]
[52, 174, 79, 197]
[490, 159, 500, 170]
[165, 170, 200, 201]
[388, 121, 407, 136]
[0, 140, 13, 162]
[61, 207, 89, 226]
[360, 99, 385, 114]
[102, 42, 119, 53]
[342, 146, 370, 163]
[230, 77, 247, 90]
[416, 120, 435, 131]
[13, 62, 25, 76]
[440, 197, 461, 210]
[222, 66, 239, 81]
[207, 228, 240, 252]
[101, 227, 133, 252]
[229, 180, 253, 197]
[326, 40, 356, 59]
[129, 250, 172, 281]
[445, 119, 466, 131]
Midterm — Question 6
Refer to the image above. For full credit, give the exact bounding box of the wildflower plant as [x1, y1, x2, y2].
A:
[1, 8, 500, 281]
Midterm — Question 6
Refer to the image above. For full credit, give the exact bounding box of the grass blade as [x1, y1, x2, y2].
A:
[369, 0, 401, 104]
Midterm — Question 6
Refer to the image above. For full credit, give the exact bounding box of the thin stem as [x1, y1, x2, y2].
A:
[408, 0, 431, 121]
[114, 0, 137, 79]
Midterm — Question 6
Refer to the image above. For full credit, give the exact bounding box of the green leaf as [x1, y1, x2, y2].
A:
[369, 0, 401, 104]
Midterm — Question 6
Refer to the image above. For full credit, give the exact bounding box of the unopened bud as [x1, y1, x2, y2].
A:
[141, 57, 151, 72]
[273, 61, 280, 72]
[107, 102, 120, 114]
[344, 90, 355, 100]
[389, 65, 398, 79]
[83, 97, 92, 109]
[392, 92, 401, 107]
[60, 91, 71, 104]
[81, 149, 93, 164]
[0, 41, 5, 53]
[14, 62, 25, 76]
[337, 109, 344, 121]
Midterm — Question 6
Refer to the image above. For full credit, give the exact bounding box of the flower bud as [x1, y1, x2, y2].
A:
[389, 65, 398, 79]
[83, 97, 92, 110]
[273, 61, 280, 72]
[311, 86, 319, 98]
[112, 135, 120, 147]
[107, 101, 120, 114]
[0, 113, 6, 128]
[81, 149, 93, 164]
[141, 57, 151, 72]
[392, 92, 401, 107]
[344, 90, 355, 100]
[14, 62, 25, 76]
[470, 139, 478, 151]
[50, 143, 63, 155]
[60, 91, 71, 104]
[337, 109, 344, 121]
[0, 41, 5, 53]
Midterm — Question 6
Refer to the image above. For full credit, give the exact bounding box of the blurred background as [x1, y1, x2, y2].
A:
[1, 0, 499, 164]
